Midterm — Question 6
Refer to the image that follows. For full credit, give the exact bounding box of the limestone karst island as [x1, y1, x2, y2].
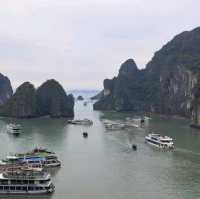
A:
[0, 1, 200, 199]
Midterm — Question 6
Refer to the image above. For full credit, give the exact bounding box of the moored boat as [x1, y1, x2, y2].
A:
[4, 156, 61, 168]
[145, 133, 174, 149]
[0, 167, 55, 194]
[67, 119, 93, 126]
[103, 119, 139, 129]
[105, 123, 126, 130]
[1, 148, 61, 168]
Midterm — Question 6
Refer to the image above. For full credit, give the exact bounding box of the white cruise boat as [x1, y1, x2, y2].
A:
[1, 155, 61, 168]
[145, 133, 174, 149]
[6, 124, 21, 136]
[0, 168, 55, 194]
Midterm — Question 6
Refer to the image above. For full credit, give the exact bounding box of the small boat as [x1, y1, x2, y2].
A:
[132, 144, 137, 151]
[145, 133, 174, 149]
[105, 123, 126, 130]
[67, 119, 93, 126]
[83, 132, 88, 138]
[6, 124, 22, 136]
[0, 167, 55, 194]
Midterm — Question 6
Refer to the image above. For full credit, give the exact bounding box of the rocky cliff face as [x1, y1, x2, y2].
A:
[0, 82, 37, 118]
[0, 73, 13, 105]
[36, 79, 74, 118]
[94, 27, 200, 125]
[0, 79, 74, 118]
[94, 59, 147, 111]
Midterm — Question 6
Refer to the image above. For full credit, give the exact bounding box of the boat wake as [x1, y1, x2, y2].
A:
[175, 148, 200, 157]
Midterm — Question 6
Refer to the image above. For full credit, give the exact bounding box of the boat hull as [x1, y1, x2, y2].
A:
[0, 189, 54, 194]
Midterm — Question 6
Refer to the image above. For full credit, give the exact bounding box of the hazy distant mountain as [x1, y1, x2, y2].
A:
[67, 89, 100, 99]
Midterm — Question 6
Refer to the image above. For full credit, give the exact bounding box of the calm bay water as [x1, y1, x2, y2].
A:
[0, 99, 200, 199]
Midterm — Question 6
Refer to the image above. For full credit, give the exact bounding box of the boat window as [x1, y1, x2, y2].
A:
[2, 180, 8, 185]
[22, 187, 27, 191]
[0, 186, 3, 190]
[11, 180, 17, 184]
[40, 180, 45, 184]
[147, 139, 159, 145]
[23, 180, 28, 184]
[16, 180, 22, 184]
[28, 186, 34, 191]
[10, 186, 15, 190]
[29, 180, 34, 184]
[16, 186, 22, 190]
[4, 186, 9, 190]
[161, 140, 171, 143]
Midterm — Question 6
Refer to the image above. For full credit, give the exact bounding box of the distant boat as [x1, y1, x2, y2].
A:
[105, 123, 126, 130]
[67, 119, 93, 126]
[125, 116, 150, 126]
[145, 133, 174, 149]
[6, 124, 22, 136]
[103, 119, 139, 129]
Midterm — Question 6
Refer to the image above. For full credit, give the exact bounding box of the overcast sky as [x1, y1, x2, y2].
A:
[0, 0, 199, 90]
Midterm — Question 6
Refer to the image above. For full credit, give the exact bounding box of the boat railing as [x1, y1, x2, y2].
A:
[3, 171, 49, 179]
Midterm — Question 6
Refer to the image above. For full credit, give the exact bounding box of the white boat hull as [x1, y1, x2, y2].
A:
[0, 189, 54, 194]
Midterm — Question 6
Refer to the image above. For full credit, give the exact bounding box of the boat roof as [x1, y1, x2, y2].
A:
[149, 133, 173, 140]
[16, 151, 55, 158]
[6, 156, 45, 161]
[0, 171, 50, 180]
